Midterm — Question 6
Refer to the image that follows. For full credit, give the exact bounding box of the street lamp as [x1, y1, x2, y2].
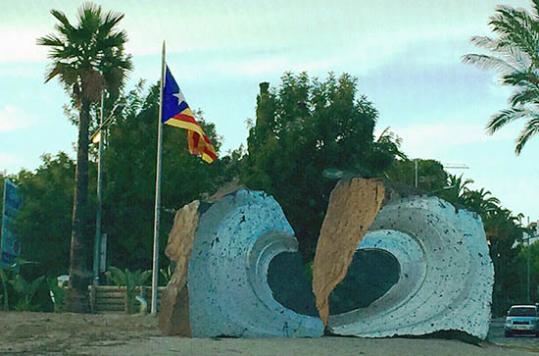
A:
[90, 93, 122, 285]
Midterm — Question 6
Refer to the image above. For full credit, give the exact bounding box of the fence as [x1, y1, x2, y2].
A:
[88, 285, 165, 313]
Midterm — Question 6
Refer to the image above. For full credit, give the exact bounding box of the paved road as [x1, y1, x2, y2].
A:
[488, 318, 539, 352]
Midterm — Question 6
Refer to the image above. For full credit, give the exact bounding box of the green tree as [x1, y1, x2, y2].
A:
[518, 238, 539, 303]
[487, 208, 527, 314]
[14, 153, 94, 279]
[38, 3, 132, 311]
[0, 172, 4, 215]
[463, 0, 539, 154]
[385, 159, 447, 193]
[462, 188, 501, 216]
[8, 83, 228, 281]
[437, 174, 474, 205]
[243, 73, 403, 259]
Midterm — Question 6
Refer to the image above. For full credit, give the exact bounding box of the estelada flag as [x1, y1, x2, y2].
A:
[162, 66, 218, 163]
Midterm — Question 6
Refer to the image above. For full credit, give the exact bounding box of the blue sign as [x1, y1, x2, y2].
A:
[1, 179, 21, 267]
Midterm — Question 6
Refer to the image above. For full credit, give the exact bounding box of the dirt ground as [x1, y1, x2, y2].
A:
[0, 312, 536, 355]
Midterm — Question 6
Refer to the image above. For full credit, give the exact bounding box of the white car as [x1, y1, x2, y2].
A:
[504, 305, 539, 337]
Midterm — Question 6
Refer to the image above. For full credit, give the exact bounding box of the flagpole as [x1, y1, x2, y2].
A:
[151, 41, 166, 315]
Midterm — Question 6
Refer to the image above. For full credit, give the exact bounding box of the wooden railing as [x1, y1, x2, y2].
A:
[88, 285, 165, 313]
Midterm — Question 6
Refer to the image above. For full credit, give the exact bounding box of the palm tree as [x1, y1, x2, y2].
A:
[38, 3, 132, 312]
[462, 188, 501, 216]
[439, 174, 474, 204]
[463, 1, 539, 154]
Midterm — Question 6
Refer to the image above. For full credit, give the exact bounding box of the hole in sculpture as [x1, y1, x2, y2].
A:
[267, 252, 318, 317]
[267, 249, 400, 318]
[329, 249, 400, 315]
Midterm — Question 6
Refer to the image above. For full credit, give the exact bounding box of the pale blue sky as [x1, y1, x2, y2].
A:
[0, 0, 538, 221]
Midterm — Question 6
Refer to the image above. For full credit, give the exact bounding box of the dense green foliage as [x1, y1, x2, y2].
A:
[0, 172, 4, 216]
[0, 259, 52, 312]
[4, 70, 536, 315]
[518, 236, 539, 302]
[242, 73, 402, 258]
[105, 266, 151, 313]
[9, 83, 227, 275]
[14, 153, 89, 278]
[464, 0, 539, 154]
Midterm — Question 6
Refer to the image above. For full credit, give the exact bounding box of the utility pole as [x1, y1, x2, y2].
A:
[93, 92, 105, 285]
[414, 159, 418, 188]
[91, 95, 121, 285]
[527, 217, 531, 304]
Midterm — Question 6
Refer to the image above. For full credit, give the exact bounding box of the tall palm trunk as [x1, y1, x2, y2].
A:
[67, 98, 91, 312]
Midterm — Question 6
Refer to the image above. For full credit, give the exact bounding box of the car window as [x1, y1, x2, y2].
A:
[508, 307, 537, 316]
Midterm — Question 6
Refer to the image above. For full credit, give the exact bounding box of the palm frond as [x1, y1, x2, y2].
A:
[533, 0, 539, 17]
[106, 266, 126, 286]
[501, 45, 532, 69]
[36, 34, 63, 48]
[461, 54, 517, 74]
[78, 2, 102, 34]
[98, 11, 125, 38]
[99, 31, 129, 51]
[470, 35, 499, 50]
[486, 107, 535, 134]
[50, 9, 74, 33]
[509, 87, 539, 105]
[490, 6, 539, 61]
[44, 62, 78, 86]
[515, 117, 539, 154]
[470, 36, 532, 70]
[502, 69, 539, 86]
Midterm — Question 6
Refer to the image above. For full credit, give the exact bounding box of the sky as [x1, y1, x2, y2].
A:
[0, 0, 538, 222]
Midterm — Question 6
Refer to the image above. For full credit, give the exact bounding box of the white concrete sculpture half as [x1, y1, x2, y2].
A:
[328, 196, 494, 339]
[187, 189, 324, 338]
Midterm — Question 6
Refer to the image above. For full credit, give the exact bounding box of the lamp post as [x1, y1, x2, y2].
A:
[520, 217, 539, 304]
[91, 95, 121, 285]
[414, 159, 418, 188]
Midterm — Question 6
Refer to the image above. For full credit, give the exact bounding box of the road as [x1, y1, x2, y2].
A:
[0, 312, 535, 355]
[488, 318, 539, 352]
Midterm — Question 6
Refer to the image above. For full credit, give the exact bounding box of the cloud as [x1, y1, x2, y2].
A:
[492, 175, 539, 218]
[0, 106, 33, 132]
[387, 121, 514, 158]
[0, 152, 18, 168]
[0, 26, 48, 63]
